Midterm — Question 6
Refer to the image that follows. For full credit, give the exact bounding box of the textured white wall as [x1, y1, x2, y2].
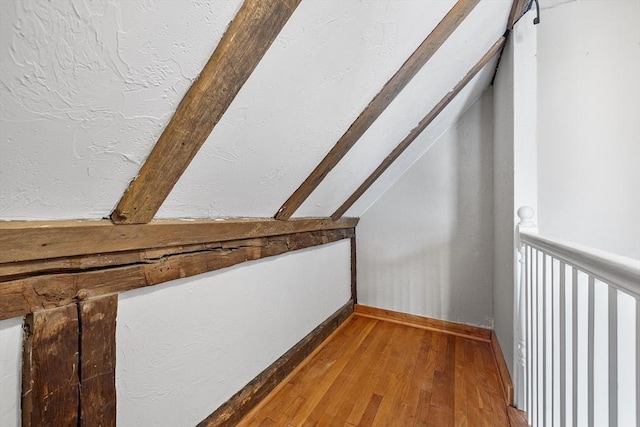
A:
[537, 0, 640, 259]
[357, 90, 494, 328]
[116, 240, 351, 426]
[162, 0, 460, 219]
[0, 317, 22, 427]
[0, 0, 512, 221]
[0, 0, 242, 220]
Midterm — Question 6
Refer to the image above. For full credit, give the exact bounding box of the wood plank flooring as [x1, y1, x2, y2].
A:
[238, 314, 513, 426]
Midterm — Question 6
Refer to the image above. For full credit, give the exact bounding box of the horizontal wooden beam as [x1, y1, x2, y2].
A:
[199, 300, 354, 426]
[111, 0, 302, 224]
[0, 217, 357, 264]
[331, 37, 505, 219]
[1, 228, 354, 320]
[274, 0, 480, 220]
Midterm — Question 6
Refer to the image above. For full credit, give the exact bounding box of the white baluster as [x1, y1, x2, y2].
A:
[608, 286, 618, 426]
[516, 206, 538, 410]
[587, 276, 595, 427]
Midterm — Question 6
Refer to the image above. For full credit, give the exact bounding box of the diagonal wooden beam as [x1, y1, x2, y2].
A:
[507, 0, 530, 30]
[111, 0, 301, 224]
[331, 37, 506, 220]
[274, 0, 480, 220]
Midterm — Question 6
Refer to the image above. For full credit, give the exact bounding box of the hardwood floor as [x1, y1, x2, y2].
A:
[238, 314, 514, 426]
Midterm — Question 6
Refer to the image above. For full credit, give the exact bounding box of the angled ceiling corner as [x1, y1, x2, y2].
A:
[0, 0, 523, 223]
[292, 0, 514, 219]
[273, 0, 482, 221]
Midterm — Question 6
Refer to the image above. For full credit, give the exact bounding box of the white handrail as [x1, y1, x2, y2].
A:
[516, 206, 640, 426]
[519, 231, 640, 299]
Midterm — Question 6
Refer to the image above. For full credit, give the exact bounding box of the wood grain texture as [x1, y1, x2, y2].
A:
[79, 295, 118, 427]
[274, 0, 480, 220]
[198, 300, 354, 427]
[0, 217, 357, 264]
[0, 242, 223, 283]
[331, 36, 505, 219]
[354, 304, 492, 342]
[110, 0, 302, 224]
[22, 305, 80, 427]
[507, 0, 530, 30]
[238, 315, 511, 426]
[1, 228, 354, 320]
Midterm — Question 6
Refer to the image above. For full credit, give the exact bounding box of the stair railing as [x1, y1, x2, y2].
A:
[515, 206, 640, 427]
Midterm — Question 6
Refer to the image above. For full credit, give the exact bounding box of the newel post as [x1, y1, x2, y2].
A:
[515, 206, 537, 409]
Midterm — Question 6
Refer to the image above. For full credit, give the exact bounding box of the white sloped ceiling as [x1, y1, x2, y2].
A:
[0, 0, 511, 221]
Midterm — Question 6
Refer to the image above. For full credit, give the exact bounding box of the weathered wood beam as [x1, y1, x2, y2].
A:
[274, 0, 480, 220]
[331, 37, 505, 220]
[111, 0, 302, 224]
[0, 241, 220, 283]
[0, 217, 357, 264]
[22, 305, 80, 427]
[507, 0, 530, 30]
[198, 300, 354, 426]
[79, 295, 118, 427]
[1, 228, 354, 320]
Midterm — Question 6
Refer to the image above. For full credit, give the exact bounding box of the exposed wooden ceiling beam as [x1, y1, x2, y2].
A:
[274, 0, 481, 220]
[0, 217, 357, 264]
[0, 228, 354, 320]
[110, 0, 301, 224]
[507, 0, 530, 30]
[331, 37, 506, 220]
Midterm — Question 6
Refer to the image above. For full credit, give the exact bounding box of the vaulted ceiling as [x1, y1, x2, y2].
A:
[0, 0, 524, 222]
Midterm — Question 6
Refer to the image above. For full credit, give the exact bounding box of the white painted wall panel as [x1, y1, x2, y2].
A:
[116, 240, 351, 427]
[537, 0, 640, 259]
[357, 91, 494, 327]
[0, 317, 22, 427]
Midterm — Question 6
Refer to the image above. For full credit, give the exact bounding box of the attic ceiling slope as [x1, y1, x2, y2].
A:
[111, 0, 302, 224]
[331, 36, 506, 219]
[0, 0, 243, 221]
[344, 58, 497, 218]
[296, 0, 512, 218]
[274, 0, 481, 220]
[158, 0, 458, 220]
[340, 0, 533, 217]
[1, 1, 520, 222]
